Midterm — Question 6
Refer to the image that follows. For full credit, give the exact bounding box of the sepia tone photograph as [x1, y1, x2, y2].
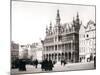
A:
[11, 0, 96, 74]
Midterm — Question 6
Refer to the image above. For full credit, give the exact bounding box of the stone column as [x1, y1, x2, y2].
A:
[71, 42, 73, 62]
[67, 52, 69, 62]
[73, 52, 75, 63]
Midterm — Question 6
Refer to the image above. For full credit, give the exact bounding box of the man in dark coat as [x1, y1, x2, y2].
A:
[41, 60, 44, 71]
[18, 59, 26, 71]
[94, 56, 96, 68]
[48, 59, 53, 71]
[34, 59, 38, 68]
[18, 59, 23, 71]
[44, 58, 48, 71]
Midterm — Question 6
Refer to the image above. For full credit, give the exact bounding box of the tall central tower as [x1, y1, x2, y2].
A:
[55, 9, 61, 34]
[56, 9, 61, 26]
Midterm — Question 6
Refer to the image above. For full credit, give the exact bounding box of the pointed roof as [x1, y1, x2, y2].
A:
[77, 12, 79, 18]
[76, 12, 79, 21]
[56, 9, 60, 20]
[85, 20, 96, 30]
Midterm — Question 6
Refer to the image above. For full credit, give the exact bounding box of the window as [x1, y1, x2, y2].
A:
[55, 45, 57, 50]
[87, 34, 89, 38]
[58, 36, 62, 41]
[55, 37, 57, 42]
[46, 47, 48, 51]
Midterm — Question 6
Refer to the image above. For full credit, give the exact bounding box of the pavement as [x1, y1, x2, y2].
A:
[11, 61, 95, 75]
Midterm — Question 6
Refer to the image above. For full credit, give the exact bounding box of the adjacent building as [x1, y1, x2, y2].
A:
[42, 10, 81, 63]
[79, 20, 96, 62]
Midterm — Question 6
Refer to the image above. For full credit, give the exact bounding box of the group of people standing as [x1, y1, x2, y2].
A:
[41, 58, 54, 71]
[18, 59, 39, 71]
[61, 59, 67, 66]
[15, 58, 54, 71]
[18, 59, 26, 71]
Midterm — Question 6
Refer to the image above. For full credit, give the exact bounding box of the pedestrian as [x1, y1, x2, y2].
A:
[94, 56, 96, 68]
[61, 59, 64, 66]
[19, 59, 26, 71]
[34, 59, 38, 68]
[18, 59, 22, 71]
[48, 59, 53, 71]
[44, 58, 48, 71]
[64, 60, 66, 66]
[22, 59, 26, 71]
[41, 60, 45, 71]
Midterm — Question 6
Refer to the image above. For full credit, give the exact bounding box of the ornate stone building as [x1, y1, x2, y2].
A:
[42, 10, 81, 63]
[79, 20, 96, 62]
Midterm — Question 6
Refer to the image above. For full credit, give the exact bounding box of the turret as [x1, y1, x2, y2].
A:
[75, 12, 79, 25]
[75, 12, 81, 32]
[46, 25, 48, 35]
[49, 21, 52, 31]
[73, 17, 75, 26]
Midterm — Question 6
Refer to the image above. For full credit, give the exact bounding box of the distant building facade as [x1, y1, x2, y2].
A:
[30, 43, 43, 61]
[42, 10, 81, 63]
[22, 48, 29, 59]
[79, 20, 96, 62]
[11, 41, 19, 62]
[20, 44, 30, 59]
[29, 43, 38, 60]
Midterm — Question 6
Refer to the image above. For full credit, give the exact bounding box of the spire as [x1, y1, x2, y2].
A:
[46, 25, 48, 30]
[73, 17, 75, 23]
[46, 25, 48, 34]
[76, 12, 79, 21]
[72, 17, 76, 28]
[57, 9, 60, 18]
[75, 12, 81, 31]
[75, 12, 80, 25]
[77, 12, 79, 18]
[49, 21, 52, 30]
[56, 9, 61, 25]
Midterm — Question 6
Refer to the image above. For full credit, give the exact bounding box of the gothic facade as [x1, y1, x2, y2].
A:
[42, 10, 81, 63]
[79, 20, 96, 62]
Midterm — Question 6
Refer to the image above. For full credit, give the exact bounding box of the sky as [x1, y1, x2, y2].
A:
[12, 0, 95, 44]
